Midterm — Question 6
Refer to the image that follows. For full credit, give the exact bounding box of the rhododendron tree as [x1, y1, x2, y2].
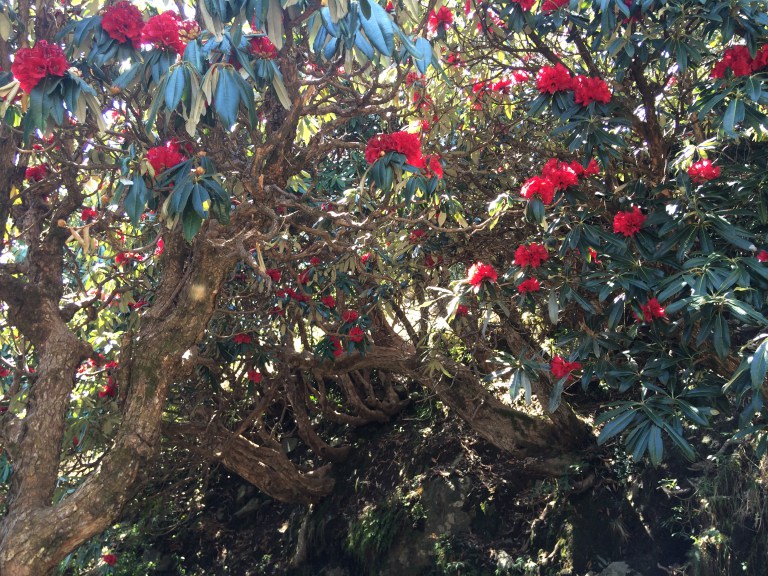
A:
[1, 0, 768, 573]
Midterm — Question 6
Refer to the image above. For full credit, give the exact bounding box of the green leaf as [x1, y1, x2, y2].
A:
[214, 68, 240, 127]
[124, 176, 148, 225]
[548, 290, 559, 324]
[597, 408, 636, 444]
[413, 37, 433, 75]
[182, 208, 204, 241]
[165, 66, 186, 111]
[647, 425, 663, 466]
[751, 338, 768, 390]
[359, 0, 394, 56]
[267, 0, 284, 50]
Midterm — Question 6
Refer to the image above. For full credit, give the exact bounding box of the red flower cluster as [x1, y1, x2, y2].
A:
[406, 71, 425, 87]
[330, 335, 344, 357]
[99, 378, 117, 398]
[0, 367, 10, 378]
[25, 164, 48, 181]
[520, 176, 556, 204]
[427, 6, 453, 33]
[688, 159, 721, 184]
[542, 158, 579, 190]
[178, 20, 201, 43]
[348, 326, 365, 342]
[550, 356, 581, 380]
[81, 208, 99, 222]
[426, 155, 444, 179]
[342, 310, 359, 323]
[613, 206, 646, 237]
[541, 0, 569, 12]
[101, 1, 144, 48]
[467, 262, 498, 287]
[321, 295, 336, 308]
[409, 229, 426, 243]
[517, 278, 541, 294]
[572, 75, 612, 106]
[536, 65, 611, 105]
[364, 131, 424, 167]
[146, 141, 186, 174]
[513, 0, 536, 10]
[514, 243, 549, 268]
[535, 63, 573, 94]
[102, 554, 118, 567]
[639, 298, 666, 322]
[233, 333, 252, 344]
[12, 41, 69, 93]
[756, 250, 768, 262]
[711, 45, 768, 78]
[114, 251, 144, 266]
[250, 36, 278, 59]
[456, 304, 469, 316]
[520, 158, 595, 205]
[141, 11, 186, 54]
[247, 369, 262, 383]
[266, 268, 281, 282]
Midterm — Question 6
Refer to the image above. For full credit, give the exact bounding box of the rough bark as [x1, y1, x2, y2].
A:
[0, 227, 239, 575]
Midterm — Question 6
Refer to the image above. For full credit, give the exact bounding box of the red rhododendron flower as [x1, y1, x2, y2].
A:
[361, 252, 372, 264]
[101, 1, 144, 48]
[81, 208, 99, 222]
[25, 164, 48, 181]
[0, 367, 9, 378]
[331, 335, 344, 356]
[364, 131, 424, 167]
[141, 11, 186, 54]
[711, 45, 755, 78]
[541, 0, 569, 12]
[348, 326, 365, 342]
[520, 176, 556, 204]
[410, 229, 426, 243]
[309, 256, 321, 266]
[250, 36, 278, 59]
[613, 207, 646, 237]
[752, 45, 768, 72]
[146, 141, 186, 174]
[247, 369, 262, 383]
[513, 0, 536, 10]
[427, 6, 454, 33]
[178, 19, 201, 43]
[424, 254, 436, 267]
[572, 75, 612, 106]
[103, 554, 118, 567]
[321, 295, 336, 307]
[233, 333, 252, 344]
[514, 243, 549, 268]
[569, 158, 600, 177]
[756, 250, 768, 262]
[154, 238, 165, 256]
[342, 310, 359, 323]
[456, 304, 469, 316]
[542, 159, 579, 190]
[536, 63, 573, 94]
[517, 278, 541, 294]
[688, 159, 721, 184]
[12, 41, 69, 93]
[265, 268, 281, 282]
[639, 298, 667, 322]
[550, 356, 581, 380]
[114, 251, 143, 265]
[99, 383, 117, 398]
[467, 262, 498, 287]
[298, 271, 309, 284]
[426, 155, 444, 179]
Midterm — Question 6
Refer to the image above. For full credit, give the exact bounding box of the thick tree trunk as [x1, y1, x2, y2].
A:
[0, 229, 238, 575]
